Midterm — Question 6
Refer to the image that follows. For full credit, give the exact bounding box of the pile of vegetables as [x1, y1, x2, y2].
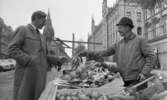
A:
[60, 56, 116, 88]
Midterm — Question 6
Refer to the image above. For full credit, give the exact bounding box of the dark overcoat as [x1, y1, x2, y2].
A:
[8, 24, 60, 100]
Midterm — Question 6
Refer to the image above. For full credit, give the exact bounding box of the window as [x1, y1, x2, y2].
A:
[146, 10, 151, 19]
[144, 31, 148, 40]
[137, 27, 142, 35]
[165, 19, 167, 34]
[109, 34, 112, 46]
[162, 23, 166, 34]
[126, 11, 131, 18]
[152, 27, 156, 38]
[148, 28, 153, 40]
[155, 23, 161, 37]
[137, 12, 142, 22]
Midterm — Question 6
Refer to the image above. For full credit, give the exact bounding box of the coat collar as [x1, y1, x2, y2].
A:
[27, 24, 41, 34]
[123, 32, 136, 42]
[30, 24, 36, 30]
[27, 24, 36, 32]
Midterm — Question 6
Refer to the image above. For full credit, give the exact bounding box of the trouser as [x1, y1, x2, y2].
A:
[124, 79, 148, 91]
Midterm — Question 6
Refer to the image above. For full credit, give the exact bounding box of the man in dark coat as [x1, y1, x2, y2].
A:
[8, 10, 67, 100]
[79, 17, 156, 91]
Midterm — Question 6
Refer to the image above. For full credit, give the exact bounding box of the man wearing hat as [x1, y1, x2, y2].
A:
[79, 17, 156, 91]
[8, 10, 67, 100]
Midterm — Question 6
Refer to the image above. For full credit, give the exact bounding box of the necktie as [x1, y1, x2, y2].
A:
[36, 29, 45, 52]
[36, 29, 40, 34]
[36, 29, 43, 41]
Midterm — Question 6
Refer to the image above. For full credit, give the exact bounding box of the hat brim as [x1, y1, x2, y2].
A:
[116, 24, 134, 28]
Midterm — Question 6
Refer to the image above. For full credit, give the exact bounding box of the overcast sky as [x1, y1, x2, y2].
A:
[0, 0, 116, 56]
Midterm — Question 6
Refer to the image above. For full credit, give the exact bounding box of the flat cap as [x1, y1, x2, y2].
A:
[116, 17, 134, 28]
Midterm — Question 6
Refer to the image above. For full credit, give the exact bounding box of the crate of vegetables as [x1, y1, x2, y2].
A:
[39, 58, 121, 100]
[39, 76, 124, 100]
[60, 60, 117, 89]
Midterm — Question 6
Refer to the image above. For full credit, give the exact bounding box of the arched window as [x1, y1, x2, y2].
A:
[137, 27, 142, 35]
[137, 12, 142, 22]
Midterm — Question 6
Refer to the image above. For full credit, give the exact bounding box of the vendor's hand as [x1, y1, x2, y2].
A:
[71, 56, 82, 70]
[138, 73, 146, 81]
[151, 70, 163, 79]
[59, 56, 68, 64]
[125, 87, 137, 95]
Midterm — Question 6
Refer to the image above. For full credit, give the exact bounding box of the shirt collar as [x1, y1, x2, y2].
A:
[124, 32, 136, 42]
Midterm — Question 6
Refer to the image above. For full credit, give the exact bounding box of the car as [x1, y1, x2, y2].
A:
[0, 59, 16, 72]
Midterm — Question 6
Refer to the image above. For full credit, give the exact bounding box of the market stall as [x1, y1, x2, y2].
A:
[39, 57, 167, 100]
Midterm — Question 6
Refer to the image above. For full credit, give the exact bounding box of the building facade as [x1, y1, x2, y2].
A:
[143, 0, 167, 69]
[88, 0, 144, 61]
[88, 20, 103, 51]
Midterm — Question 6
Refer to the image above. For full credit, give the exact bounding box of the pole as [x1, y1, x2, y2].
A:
[54, 38, 71, 48]
[54, 39, 102, 45]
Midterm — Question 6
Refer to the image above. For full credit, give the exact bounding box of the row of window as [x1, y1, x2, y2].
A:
[155, 2, 167, 14]
[146, 2, 167, 19]
[126, 11, 142, 22]
[146, 21, 167, 40]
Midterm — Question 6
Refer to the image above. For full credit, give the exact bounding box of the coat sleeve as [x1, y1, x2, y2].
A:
[8, 26, 31, 66]
[140, 38, 156, 76]
[97, 43, 117, 57]
[80, 43, 116, 58]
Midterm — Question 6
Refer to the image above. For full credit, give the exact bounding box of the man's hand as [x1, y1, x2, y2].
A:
[56, 56, 68, 71]
[138, 73, 146, 81]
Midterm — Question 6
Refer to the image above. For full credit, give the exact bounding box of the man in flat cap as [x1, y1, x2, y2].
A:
[79, 17, 156, 91]
[8, 10, 67, 100]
